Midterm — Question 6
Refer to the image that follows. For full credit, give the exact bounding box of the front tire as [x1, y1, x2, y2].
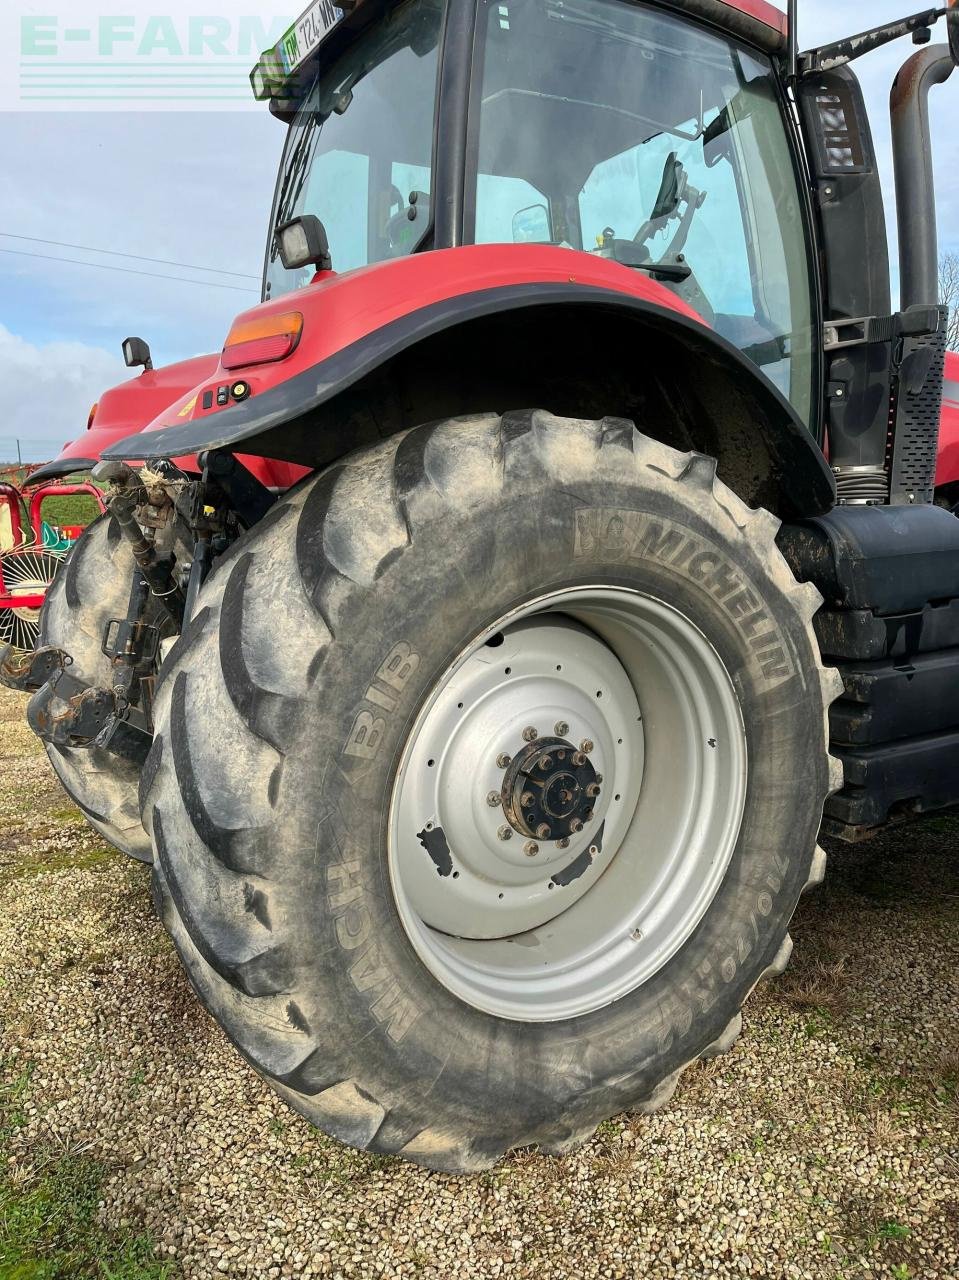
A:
[144, 411, 840, 1170]
[40, 516, 163, 862]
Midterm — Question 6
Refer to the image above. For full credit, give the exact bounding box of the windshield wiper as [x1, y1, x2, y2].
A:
[272, 110, 323, 250]
[598, 237, 691, 280]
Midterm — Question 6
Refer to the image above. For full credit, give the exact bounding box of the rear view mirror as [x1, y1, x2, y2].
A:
[650, 152, 682, 219]
[512, 204, 551, 244]
[122, 336, 153, 370]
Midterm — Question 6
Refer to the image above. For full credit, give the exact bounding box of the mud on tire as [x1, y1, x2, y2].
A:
[143, 410, 841, 1171]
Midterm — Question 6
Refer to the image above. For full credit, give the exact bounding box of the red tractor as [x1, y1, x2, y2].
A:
[7, 0, 959, 1172]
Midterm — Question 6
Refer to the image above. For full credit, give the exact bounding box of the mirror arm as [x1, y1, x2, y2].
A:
[798, 7, 947, 76]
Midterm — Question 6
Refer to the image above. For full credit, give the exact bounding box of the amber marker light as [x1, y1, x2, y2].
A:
[222, 311, 304, 371]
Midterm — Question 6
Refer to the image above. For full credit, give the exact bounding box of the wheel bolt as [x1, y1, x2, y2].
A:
[554, 720, 569, 737]
[580, 738, 594, 754]
[497, 753, 511, 769]
[584, 808, 594, 821]
[586, 783, 601, 798]
[536, 823, 551, 840]
[539, 756, 553, 770]
[522, 726, 538, 742]
[572, 752, 586, 767]
[557, 837, 570, 849]
[569, 818, 583, 834]
[487, 791, 501, 807]
[497, 825, 513, 841]
[521, 791, 534, 807]
[524, 841, 539, 857]
[595, 773, 604, 785]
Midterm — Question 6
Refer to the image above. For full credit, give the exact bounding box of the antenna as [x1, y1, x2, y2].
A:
[787, 0, 799, 82]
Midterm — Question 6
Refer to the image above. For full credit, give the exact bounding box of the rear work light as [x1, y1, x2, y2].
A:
[222, 311, 303, 370]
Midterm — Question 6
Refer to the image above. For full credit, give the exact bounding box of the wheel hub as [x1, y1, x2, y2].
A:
[501, 736, 599, 840]
[390, 615, 643, 940]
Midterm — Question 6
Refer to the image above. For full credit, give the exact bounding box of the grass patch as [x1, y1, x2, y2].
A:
[49, 811, 87, 828]
[0, 844, 115, 887]
[0, 1147, 173, 1279]
[0, 1064, 173, 1279]
[33, 496, 102, 531]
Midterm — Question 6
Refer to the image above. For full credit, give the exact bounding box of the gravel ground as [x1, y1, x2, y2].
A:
[1, 685, 957, 1280]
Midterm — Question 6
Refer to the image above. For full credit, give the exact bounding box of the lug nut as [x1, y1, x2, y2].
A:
[554, 720, 569, 737]
[557, 837, 570, 849]
[524, 841, 539, 857]
[487, 791, 501, 807]
[569, 818, 583, 834]
[521, 791, 534, 807]
[496, 753, 511, 769]
[584, 808, 594, 821]
[586, 783, 601, 798]
[536, 823, 551, 840]
[539, 755, 553, 770]
[572, 752, 586, 767]
[595, 773, 604, 785]
[522, 726, 538, 742]
[497, 825, 513, 841]
[580, 738, 594, 754]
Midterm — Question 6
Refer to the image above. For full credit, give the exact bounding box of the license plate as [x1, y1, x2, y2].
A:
[278, 0, 345, 74]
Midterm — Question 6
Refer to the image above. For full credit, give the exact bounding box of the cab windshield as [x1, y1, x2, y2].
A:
[470, 0, 816, 425]
[265, 0, 443, 299]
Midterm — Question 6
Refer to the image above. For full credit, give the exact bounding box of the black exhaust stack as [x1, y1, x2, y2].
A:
[891, 45, 954, 310]
[882, 43, 953, 506]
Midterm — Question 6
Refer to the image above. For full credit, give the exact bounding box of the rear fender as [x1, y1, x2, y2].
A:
[104, 264, 835, 519]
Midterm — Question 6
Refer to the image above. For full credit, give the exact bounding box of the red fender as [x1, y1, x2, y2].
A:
[110, 244, 706, 440]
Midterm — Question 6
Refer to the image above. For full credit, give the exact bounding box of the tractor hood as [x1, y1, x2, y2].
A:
[29, 353, 220, 484]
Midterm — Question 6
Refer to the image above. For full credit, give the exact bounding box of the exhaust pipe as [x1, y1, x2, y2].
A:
[891, 45, 954, 310]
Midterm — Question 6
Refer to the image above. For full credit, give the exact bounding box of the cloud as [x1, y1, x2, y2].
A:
[0, 322, 130, 463]
[0, 110, 277, 361]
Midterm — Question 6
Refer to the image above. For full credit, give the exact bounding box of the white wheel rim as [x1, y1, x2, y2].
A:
[388, 586, 748, 1021]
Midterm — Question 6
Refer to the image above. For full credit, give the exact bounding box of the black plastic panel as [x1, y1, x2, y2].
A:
[798, 67, 891, 322]
[826, 729, 959, 830]
[778, 503, 959, 614]
[816, 598, 959, 661]
[830, 648, 959, 746]
[889, 310, 949, 504]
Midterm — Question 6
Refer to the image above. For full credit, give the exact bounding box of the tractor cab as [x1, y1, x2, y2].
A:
[259, 0, 816, 425]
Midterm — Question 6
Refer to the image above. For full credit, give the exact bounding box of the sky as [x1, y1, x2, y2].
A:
[0, 0, 957, 463]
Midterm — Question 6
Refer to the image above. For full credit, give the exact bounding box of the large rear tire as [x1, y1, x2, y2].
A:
[143, 411, 841, 1171]
[40, 516, 163, 862]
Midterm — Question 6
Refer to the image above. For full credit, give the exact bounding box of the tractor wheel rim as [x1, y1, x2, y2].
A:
[388, 586, 747, 1022]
